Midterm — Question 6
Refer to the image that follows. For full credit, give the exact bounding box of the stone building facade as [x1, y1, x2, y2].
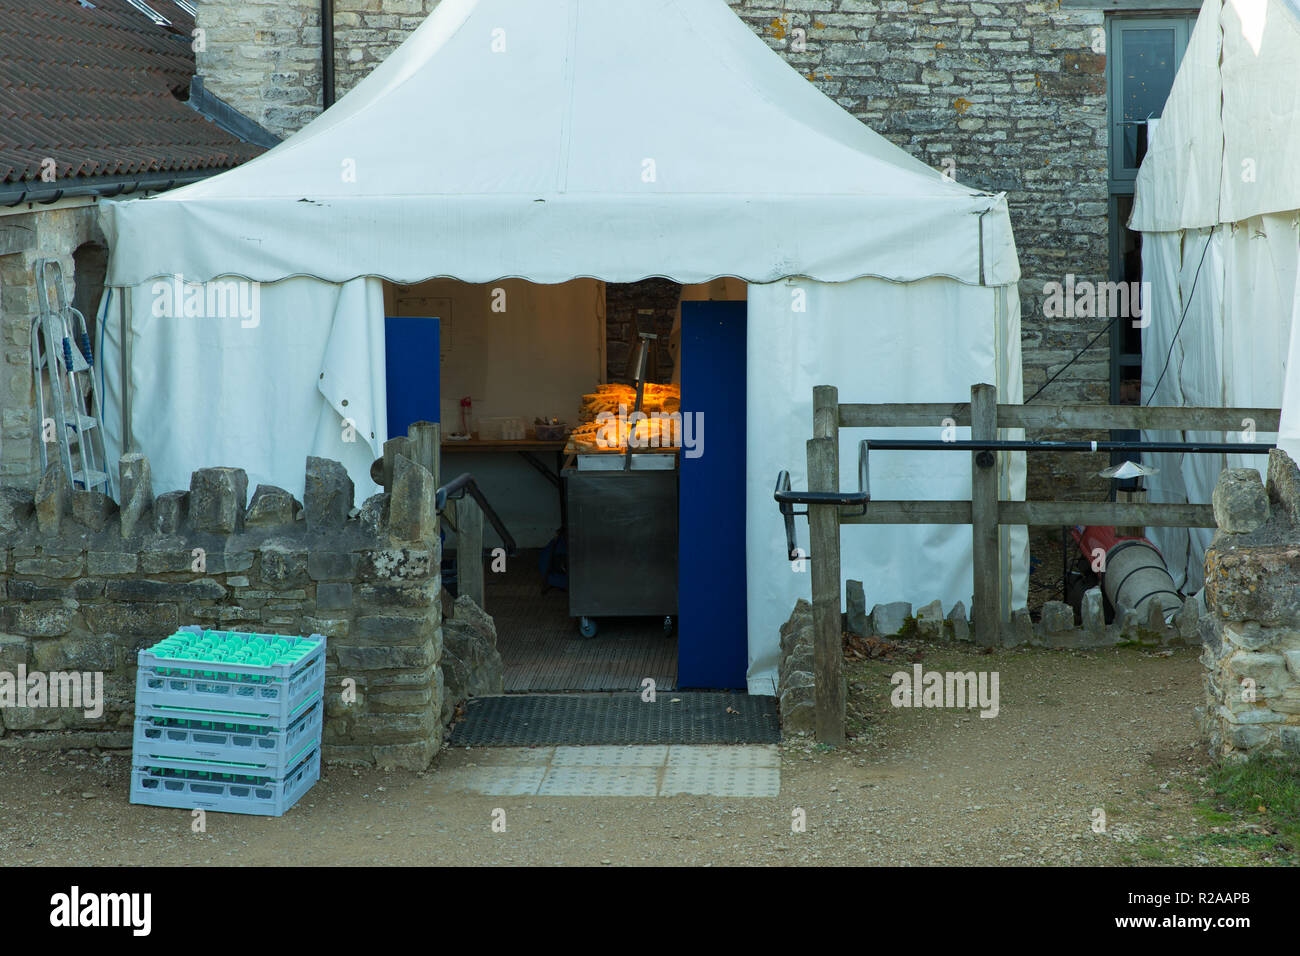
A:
[191, 0, 1139, 580]
[0, 0, 267, 493]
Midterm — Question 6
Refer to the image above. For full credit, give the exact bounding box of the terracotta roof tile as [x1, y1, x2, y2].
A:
[0, 0, 264, 185]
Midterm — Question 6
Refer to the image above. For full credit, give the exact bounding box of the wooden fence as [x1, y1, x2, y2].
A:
[799, 383, 1281, 744]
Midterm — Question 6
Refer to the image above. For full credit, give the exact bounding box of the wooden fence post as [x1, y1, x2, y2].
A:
[459, 497, 485, 610]
[970, 384, 999, 647]
[809, 385, 844, 745]
[407, 420, 440, 490]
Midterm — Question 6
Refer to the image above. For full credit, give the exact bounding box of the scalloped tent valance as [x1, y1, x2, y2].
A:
[102, 0, 1018, 289]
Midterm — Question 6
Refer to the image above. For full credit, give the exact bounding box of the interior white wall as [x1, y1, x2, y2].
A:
[394, 278, 604, 550]
[390, 277, 605, 430]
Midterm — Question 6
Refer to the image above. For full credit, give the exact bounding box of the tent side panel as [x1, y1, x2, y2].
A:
[744, 276, 1026, 694]
[102, 276, 386, 504]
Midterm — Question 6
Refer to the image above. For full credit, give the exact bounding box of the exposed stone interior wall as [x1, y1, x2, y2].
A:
[0, 203, 107, 492]
[604, 280, 680, 385]
[0, 450, 501, 770]
[1199, 451, 1300, 761]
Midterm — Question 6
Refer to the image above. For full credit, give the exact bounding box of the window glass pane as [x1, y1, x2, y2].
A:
[1120, 28, 1177, 169]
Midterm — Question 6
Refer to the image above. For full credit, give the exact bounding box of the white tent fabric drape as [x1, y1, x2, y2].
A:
[97, 0, 1026, 689]
[1132, 0, 1300, 588]
[102, 276, 387, 501]
[745, 276, 1028, 693]
[1141, 216, 1298, 591]
[1141, 228, 1225, 592]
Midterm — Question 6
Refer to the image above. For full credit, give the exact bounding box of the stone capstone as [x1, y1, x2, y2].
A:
[914, 599, 944, 640]
[1082, 587, 1105, 640]
[153, 491, 189, 534]
[1212, 467, 1269, 534]
[946, 601, 970, 642]
[388, 455, 436, 542]
[189, 467, 248, 533]
[118, 453, 152, 538]
[846, 579, 868, 636]
[870, 602, 911, 637]
[778, 599, 816, 737]
[303, 456, 353, 531]
[245, 484, 300, 527]
[34, 460, 67, 534]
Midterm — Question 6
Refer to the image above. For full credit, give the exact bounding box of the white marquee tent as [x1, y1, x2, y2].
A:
[100, 0, 1028, 692]
[1130, 0, 1300, 591]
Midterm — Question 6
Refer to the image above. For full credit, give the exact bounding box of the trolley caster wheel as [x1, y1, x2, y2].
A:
[662, 615, 675, 636]
[578, 616, 599, 638]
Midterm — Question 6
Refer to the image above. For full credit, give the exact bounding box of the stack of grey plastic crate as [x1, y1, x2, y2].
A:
[131, 626, 326, 816]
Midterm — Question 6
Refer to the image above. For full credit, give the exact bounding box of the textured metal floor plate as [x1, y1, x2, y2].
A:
[437, 745, 781, 797]
[448, 693, 780, 747]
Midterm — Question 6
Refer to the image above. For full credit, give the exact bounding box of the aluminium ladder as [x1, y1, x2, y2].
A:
[30, 258, 110, 495]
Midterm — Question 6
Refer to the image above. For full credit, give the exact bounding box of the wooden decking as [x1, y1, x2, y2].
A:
[486, 550, 677, 693]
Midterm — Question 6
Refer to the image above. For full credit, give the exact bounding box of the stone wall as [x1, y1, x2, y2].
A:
[777, 598, 816, 735]
[0, 450, 496, 770]
[194, 0, 438, 140]
[332, 0, 441, 99]
[0, 203, 107, 492]
[193, 0, 324, 139]
[843, 576, 1200, 651]
[1199, 451, 1300, 761]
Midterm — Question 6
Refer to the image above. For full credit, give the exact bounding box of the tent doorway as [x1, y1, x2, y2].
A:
[402, 279, 749, 692]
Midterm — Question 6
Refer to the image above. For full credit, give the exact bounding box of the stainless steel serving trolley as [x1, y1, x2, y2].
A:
[563, 333, 678, 638]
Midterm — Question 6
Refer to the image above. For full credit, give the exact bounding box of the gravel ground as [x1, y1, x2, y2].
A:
[0, 644, 1210, 866]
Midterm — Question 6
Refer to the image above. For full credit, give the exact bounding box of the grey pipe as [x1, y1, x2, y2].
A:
[321, 0, 336, 108]
[1102, 539, 1181, 623]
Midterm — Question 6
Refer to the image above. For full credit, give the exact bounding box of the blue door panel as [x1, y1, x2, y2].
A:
[677, 301, 747, 690]
[385, 316, 440, 435]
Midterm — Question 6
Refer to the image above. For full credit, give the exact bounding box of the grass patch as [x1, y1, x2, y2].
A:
[1136, 842, 1168, 862]
[1188, 755, 1300, 864]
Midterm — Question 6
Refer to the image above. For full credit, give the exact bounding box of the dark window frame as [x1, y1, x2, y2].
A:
[1064, 1, 1201, 10]
[1106, 11, 1199, 406]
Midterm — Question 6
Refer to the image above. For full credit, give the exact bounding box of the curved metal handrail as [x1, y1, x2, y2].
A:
[436, 472, 518, 557]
